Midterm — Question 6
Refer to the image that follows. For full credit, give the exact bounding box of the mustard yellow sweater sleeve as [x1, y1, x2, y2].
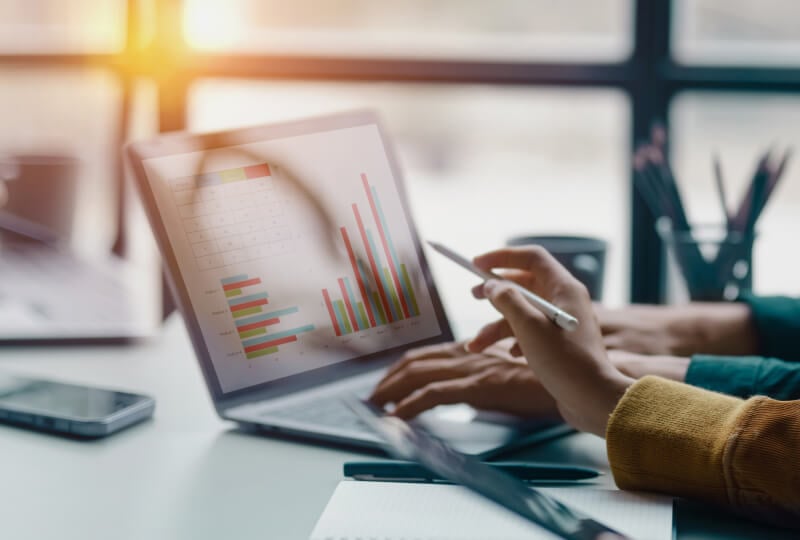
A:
[606, 376, 800, 526]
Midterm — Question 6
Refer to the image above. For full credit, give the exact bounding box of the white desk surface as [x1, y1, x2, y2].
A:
[0, 316, 793, 540]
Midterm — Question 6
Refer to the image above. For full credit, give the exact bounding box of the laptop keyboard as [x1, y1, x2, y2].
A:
[263, 383, 374, 433]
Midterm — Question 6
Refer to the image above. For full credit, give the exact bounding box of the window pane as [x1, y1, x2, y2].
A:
[189, 81, 629, 334]
[0, 68, 121, 255]
[0, 0, 126, 53]
[671, 92, 800, 297]
[673, 0, 800, 65]
[183, 0, 633, 62]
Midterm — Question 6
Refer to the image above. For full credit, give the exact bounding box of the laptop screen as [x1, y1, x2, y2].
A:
[135, 112, 451, 396]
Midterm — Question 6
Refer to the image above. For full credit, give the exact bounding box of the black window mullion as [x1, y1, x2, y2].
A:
[629, 0, 672, 303]
[7, 0, 800, 306]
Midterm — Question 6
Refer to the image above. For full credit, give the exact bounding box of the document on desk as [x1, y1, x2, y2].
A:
[310, 481, 674, 540]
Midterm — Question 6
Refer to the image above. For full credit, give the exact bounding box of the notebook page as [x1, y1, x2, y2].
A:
[310, 481, 673, 540]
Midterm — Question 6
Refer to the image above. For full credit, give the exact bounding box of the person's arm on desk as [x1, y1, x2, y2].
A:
[465, 246, 800, 528]
[610, 349, 800, 400]
[598, 293, 800, 361]
[597, 292, 800, 400]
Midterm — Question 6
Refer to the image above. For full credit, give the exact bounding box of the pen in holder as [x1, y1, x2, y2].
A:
[633, 123, 791, 303]
[656, 217, 755, 302]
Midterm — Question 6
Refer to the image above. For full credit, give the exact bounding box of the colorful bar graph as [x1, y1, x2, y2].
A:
[246, 346, 279, 359]
[356, 302, 369, 329]
[400, 263, 420, 316]
[341, 226, 377, 327]
[236, 317, 280, 333]
[372, 291, 387, 325]
[244, 334, 298, 354]
[228, 292, 269, 306]
[236, 307, 299, 328]
[223, 277, 261, 291]
[238, 327, 266, 339]
[222, 274, 313, 359]
[338, 278, 360, 332]
[320, 174, 424, 336]
[322, 288, 342, 337]
[384, 268, 403, 319]
[221, 274, 248, 285]
[368, 229, 399, 322]
[353, 204, 393, 323]
[233, 306, 262, 318]
[230, 299, 268, 312]
[343, 277, 364, 329]
[334, 301, 352, 334]
[363, 173, 411, 319]
[241, 325, 315, 349]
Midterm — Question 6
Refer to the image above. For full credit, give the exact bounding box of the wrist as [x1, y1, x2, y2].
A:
[613, 352, 690, 383]
[570, 369, 633, 438]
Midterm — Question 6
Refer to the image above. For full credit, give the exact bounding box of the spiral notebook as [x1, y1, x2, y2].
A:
[310, 481, 674, 540]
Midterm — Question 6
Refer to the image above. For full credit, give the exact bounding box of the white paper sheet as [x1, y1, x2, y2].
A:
[310, 481, 673, 540]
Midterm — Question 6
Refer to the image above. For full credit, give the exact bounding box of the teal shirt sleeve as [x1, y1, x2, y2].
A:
[687, 355, 800, 400]
[739, 293, 800, 361]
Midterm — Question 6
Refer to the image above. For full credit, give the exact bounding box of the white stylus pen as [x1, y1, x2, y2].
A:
[427, 241, 579, 332]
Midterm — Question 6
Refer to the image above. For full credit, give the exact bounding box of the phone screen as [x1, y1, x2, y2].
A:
[0, 375, 142, 420]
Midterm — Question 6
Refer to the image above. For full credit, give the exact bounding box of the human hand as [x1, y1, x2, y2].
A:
[468, 246, 634, 437]
[597, 302, 758, 357]
[370, 339, 559, 420]
[608, 349, 690, 383]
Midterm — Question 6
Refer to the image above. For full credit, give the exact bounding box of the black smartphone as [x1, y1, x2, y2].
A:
[0, 374, 155, 438]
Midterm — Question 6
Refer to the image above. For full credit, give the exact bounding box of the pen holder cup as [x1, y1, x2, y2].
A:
[656, 218, 755, 303]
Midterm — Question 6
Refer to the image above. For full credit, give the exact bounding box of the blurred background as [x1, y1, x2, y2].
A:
[1, 0, 799, 334]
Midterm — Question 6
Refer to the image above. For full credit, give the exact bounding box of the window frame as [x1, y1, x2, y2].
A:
[3, 0, 800, 303]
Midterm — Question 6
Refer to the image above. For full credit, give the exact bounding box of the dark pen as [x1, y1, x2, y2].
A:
[344, 461, 601, 483]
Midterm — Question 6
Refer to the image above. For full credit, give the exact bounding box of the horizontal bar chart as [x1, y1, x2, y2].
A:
[241, 324, 316, 349]
[321, 174, 421, 337]
[221, 274, 314, 359]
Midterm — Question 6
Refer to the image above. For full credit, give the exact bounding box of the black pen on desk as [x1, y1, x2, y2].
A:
[344, 461, 601, 483]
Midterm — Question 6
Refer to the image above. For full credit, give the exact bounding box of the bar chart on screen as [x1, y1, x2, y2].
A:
[222, 273, 315, 360]
[321, 173, 421, 337]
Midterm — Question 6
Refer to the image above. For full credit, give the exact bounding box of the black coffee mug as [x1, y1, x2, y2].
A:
[506, 235, 608, 300]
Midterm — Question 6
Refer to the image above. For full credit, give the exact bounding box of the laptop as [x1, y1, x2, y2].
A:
[127, 109, 571, 456]
[0, 227, 158, 344]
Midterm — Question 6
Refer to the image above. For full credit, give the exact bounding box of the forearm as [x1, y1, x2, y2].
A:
[607, 376, 800, 527]
[670, 301, 758, 356]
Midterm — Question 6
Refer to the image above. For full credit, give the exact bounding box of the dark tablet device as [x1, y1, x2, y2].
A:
[345, 398, 628, 540]
[0, 374, 155, 438]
